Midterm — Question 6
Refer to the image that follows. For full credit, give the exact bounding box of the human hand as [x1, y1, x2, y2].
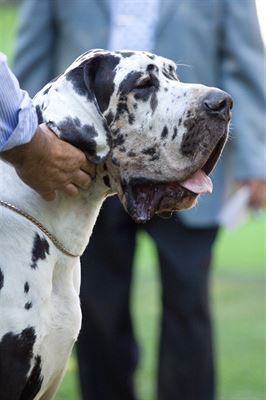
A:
[237, 180, 266, 209]
[1, 123, 95, 201]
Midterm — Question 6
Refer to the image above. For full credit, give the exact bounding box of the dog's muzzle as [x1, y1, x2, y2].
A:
[122, 89, 232, 223]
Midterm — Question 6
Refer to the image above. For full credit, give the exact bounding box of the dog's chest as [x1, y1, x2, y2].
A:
[33, 257, 82, 395]
[0, 214, 82, 395]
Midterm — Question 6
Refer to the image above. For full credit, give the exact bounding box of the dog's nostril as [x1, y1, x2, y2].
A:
[204, 98, 226, 112]
[203, 90, 233, 118]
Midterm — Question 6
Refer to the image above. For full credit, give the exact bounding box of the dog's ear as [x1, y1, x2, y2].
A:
[36, 50, 120, 163]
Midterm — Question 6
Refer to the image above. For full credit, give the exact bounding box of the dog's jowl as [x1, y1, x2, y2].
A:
[0, 49, 232, 400]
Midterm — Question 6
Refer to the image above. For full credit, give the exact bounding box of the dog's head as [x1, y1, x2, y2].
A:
[35, 49, 232, 222]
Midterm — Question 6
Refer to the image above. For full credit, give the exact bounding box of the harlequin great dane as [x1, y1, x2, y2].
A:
[0, 49, 232, 400]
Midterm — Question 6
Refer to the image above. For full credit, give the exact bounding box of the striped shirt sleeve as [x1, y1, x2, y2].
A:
[0, 52, 38, 152]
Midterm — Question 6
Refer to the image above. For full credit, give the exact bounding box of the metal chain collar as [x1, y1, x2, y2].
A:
[0, 200, 80, 258]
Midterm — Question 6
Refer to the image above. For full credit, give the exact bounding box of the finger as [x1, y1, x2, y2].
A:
[253, 192, 266, 208]
[249, 189, 260, 208]
[40, 191, 56, 201]
[72, 170, 92, 190]
[61, 183, 80, 197]
[249, 181, 266, 208]
[80, 157, 96, 176]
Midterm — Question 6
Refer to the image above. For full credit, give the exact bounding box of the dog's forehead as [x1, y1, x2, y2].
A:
[119, 51, 175, 67]
[65, 49, 176, 80]
[114, 51, 177, 77]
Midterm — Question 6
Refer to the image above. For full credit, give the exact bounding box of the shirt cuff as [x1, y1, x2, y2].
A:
[0, 52, 38, 151]
[0, 90, 38, 151]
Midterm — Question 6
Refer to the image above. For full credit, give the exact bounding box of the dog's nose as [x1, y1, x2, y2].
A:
[203, 89, 233, 121]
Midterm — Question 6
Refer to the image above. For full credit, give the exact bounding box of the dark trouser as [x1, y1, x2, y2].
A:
[76, 196, 218, 400]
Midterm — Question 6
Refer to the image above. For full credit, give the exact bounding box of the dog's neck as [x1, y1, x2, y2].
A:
[0, 161, 111, 257]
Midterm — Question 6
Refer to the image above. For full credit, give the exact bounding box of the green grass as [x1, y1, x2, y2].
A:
[56, 215, 265, 400]
[0, 5, 17, 62]
[134, 210, 266, 272]
[214, 212, 266, 271]
[1, 5, 265, 400]
[54, 356, 81, 400]
[213, 273, 266, 400]
[56, 255, 265, 400]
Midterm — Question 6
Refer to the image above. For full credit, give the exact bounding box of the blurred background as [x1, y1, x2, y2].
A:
[0, 1, 265, 399]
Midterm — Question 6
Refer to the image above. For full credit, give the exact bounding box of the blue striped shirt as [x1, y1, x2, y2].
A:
[0, 52, 37, 152]
[108, 0, 160, 52]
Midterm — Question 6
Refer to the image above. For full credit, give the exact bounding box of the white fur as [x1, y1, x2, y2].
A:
[0, 159, 109, 398]
[0, 50, 230, 400]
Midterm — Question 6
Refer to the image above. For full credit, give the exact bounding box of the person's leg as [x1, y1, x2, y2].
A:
[76, 197, 138, 400]
[147, 215, 218, 400]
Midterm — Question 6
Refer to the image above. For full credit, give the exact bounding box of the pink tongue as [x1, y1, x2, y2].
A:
[180, 170, 213, 194]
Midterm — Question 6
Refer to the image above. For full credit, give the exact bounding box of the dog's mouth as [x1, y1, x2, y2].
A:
[123, 135, 227, 223]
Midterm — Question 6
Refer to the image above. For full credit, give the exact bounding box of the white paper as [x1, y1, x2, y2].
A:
[218, 186, 251, 230]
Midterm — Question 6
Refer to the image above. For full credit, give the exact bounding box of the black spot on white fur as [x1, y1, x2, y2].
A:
[0, 327, 43, 400]
[147, 64, 159, 73]
[172, 127, 178, 140]
[35, 105, 43, 124]
[150, 92, 158, 113]
[119, 71, 143, 94]
[0, 268, 3, 291]
[162, 64, 178, 80]
[66, 67, 94, 101]
[112, 133, 125, 147]
[181, 116, 218, 158]
[115, 97, 130, 121]
[21, 355, 43, 400]
[66, 54, 120, 113]
[92, 54, 120, 113]
[49, 117, 101, 162]
[142, 146, 159, 161]
[43, 85, 52, 95]
[24, 281, 30, 294]
[127, 150, 136, 157]
[142, 146, 157, 156]
[161, 126, 168, 139]
[128, 113, 135, 124]
[31, 233, 50, 269]
[25, 302, 32, 310]
[105, 110, 114, 126]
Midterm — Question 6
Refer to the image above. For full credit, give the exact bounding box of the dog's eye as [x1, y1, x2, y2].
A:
[134, 77, 154, 90]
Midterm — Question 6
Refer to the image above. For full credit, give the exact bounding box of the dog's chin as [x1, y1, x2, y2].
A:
[112, 131, 228, 223]
[119, 134, 228, 223]
[121, 181, 197, 223]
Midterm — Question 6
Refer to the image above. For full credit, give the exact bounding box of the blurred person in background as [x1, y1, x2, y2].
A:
[13, 1, 265, 399]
